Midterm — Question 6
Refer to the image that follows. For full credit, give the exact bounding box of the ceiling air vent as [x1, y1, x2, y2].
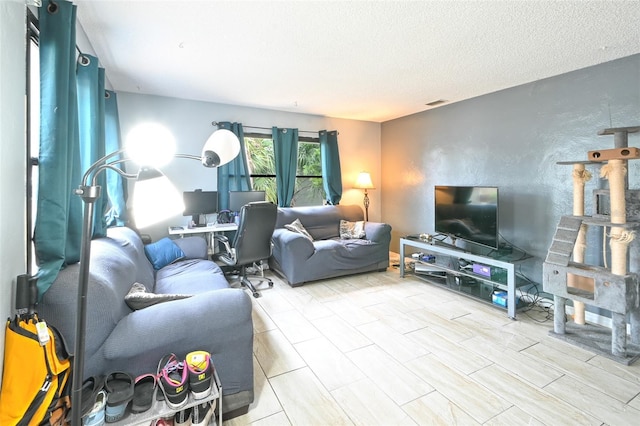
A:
[425, 99, 447, 107]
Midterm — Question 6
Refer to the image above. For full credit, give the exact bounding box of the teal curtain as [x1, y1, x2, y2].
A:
[34, 0, 125, 299]
[320, 130, 343, 204]
[77, 55, 107, 237]
[35, 0, 82, 299]
[104, 90, 128, 226]
[217, 122, 250, 210]
[273, 127, 299, 207]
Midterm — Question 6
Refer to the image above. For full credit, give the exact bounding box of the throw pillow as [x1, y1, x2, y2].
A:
[340, 220, 366, 239]
[125, 282, 192, 310]
[284, 218, 314, 241]
[144, 237, 185, 270]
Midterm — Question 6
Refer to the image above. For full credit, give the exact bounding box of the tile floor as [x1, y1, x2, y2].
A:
[223, 258, 640, 426]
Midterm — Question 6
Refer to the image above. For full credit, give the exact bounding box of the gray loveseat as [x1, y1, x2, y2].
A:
[269, 205, 392, 286]
[37, 226, 254, 417]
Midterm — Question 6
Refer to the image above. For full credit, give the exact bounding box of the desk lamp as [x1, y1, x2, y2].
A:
[354, 172, 375, 221]
[70, 125, 240, 425]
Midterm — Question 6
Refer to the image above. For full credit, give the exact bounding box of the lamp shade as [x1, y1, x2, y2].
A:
[354, 172, 375, 189]
[125, 123, 176, 167]
[201, 129, 241, 167]
[131, 167, 184, 228]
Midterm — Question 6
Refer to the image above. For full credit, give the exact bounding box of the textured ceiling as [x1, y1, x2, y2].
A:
[75, 0, 640, 123]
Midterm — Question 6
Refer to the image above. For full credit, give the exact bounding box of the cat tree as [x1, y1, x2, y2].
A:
[543, 126, 640, 364]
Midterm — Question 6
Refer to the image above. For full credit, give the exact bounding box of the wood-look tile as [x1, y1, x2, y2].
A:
[407, 307, 475, 343]
[253, 329, 306, 378]
[313, 315, 373, 353]
[224, 356, 282, 425]
[244, 411, 291, 426]
[407, 354, 511, 424]
[251, 302, 277, 333]
[407, 327, 492, 375]
[459, 335, 563, 388]
[331, 378, 417, 425]
[470, 364, 601, 425]
[223, 255, 640, 426]
[402, 391, 480, 426]
[453, 314, 537, 352]
[269, 309, 322, 344]
[356, 320, 429, 363]
[324, 298, 378, 327]
[269, 367, 353, 425]
[544, 374, 640, 425]
[483, 406, 546, 426]
[522, 341, 640, 403]
[294, 336, 365, 391]
[363, 301, 429, 334]
[347, 345, 434, 405]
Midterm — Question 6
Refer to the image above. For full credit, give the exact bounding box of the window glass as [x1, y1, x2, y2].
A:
[244, 136, 324, 206]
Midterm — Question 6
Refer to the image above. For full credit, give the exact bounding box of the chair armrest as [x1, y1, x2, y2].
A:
[364, 222, 392, 244]
[213, 234, 232, 255]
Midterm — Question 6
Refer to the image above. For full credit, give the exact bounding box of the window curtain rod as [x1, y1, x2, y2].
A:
[211, 122, 337, 135]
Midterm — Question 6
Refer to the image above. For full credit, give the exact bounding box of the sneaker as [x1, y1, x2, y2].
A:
[191, 402, 214, 426]
[185, 351, 214, 399]
[174, 407, 192, 426]
[157, 353, 189, 410]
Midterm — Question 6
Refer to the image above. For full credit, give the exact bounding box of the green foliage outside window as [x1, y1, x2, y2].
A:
[244, 137, 324, 206]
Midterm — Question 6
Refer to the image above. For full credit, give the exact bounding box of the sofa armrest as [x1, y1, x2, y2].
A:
[364, 222, 392, 244]
[173, 236, 208, 260]
[101, 288, 253, 398]
[271, 228, 315, 259]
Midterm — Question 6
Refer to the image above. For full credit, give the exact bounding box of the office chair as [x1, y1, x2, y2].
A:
[214, 201, 277, 298]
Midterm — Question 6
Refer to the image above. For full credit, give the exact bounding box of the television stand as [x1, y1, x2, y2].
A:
[399, 237, 529, 319]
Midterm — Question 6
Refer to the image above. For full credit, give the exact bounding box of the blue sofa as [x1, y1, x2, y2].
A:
[37, 226, 254, 417]
[269, 205, 392, 286]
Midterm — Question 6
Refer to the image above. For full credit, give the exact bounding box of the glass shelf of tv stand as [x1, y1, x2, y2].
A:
[399, 237, 530, 319]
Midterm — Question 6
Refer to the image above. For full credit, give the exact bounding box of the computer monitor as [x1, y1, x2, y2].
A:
[229, 191, 266, 212]
[183, 190, 218, 227]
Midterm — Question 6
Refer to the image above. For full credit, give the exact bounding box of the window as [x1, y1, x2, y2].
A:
[244, 134, 324, 206]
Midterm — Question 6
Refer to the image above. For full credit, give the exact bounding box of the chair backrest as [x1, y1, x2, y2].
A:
[233, 201, 278, 265]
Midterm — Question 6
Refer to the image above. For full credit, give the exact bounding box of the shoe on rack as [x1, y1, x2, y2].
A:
[191, 402, 214, 426]
[185, 351, 215, 399]
[157, 353, 189, 410]
[174, 407, 192, 426]
[82, 390, 106, 426]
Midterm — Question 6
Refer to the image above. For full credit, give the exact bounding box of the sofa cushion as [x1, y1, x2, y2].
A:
[155, 259, 229, 294]
[144, 238, 185, 270]
[284, 218, 314, 241]
[339, 220, 366, 239]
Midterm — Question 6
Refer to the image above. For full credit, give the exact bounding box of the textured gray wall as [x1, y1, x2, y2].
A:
[381, 54, 640, 287]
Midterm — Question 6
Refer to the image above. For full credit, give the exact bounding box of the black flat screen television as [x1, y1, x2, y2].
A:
[228, 190, 266, 212]
[434, 186, 499, 249]
[183, 190, 218, 226]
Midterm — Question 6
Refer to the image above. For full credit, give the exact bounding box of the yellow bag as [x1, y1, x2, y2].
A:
[0, 315, 71, 426]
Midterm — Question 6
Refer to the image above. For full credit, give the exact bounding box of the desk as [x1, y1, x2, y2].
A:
[169, 223, 238, 255]
[168, 223, 238, 236]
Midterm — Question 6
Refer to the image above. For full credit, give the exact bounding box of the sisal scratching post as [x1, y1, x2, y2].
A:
[603, 160, 630, 357]
[570, 164, 591, 325]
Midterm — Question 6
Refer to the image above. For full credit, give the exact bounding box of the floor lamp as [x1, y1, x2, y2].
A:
[354, 172, 375, 221]
[70, 127, 240, 425]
